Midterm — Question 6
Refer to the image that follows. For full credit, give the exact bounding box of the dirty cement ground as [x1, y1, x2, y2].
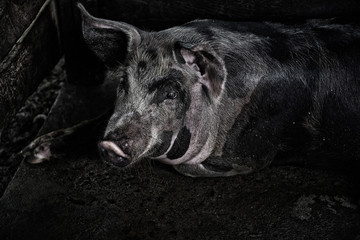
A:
[0, 60, 360, 239]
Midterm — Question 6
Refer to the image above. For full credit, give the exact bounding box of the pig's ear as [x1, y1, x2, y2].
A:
[77, 3, 141, 65]
[175, 42, 226, 99]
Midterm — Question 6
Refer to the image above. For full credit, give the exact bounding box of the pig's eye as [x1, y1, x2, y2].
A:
[166, 90, 178, 99]
[150, 81, 181, 103]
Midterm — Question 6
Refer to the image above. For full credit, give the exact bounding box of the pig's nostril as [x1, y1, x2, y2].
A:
[122, 142, 129, 148]
[120, 141, 130, 154]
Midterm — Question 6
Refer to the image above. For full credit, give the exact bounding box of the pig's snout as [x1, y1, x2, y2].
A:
[98, 139, 131, 167]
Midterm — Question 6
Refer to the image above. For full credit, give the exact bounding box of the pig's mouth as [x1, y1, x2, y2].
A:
[98, 141, 131, 167]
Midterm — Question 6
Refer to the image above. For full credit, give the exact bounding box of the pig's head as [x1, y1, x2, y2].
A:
[78, 4, 226, 168]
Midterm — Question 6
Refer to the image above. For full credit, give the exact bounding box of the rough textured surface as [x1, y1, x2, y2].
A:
[0, 0, 47, 61]
[0, 59, 65, 196]
[0, 154, 359, 240]
[0, 0, 61, 132]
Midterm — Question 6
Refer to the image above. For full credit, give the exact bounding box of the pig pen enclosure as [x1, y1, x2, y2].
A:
[1, 0, 360, 239]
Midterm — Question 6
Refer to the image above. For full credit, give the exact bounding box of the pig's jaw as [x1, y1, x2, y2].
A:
[151, 120, 216, 166]
[152, 127, 215, 166]
[150, 129, 185, 164]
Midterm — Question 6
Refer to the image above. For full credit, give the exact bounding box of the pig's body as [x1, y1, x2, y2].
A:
[25, 4, 360, 177]
[154, 20, 360, 176]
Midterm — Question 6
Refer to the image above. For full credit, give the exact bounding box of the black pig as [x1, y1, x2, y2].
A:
[24, 4, 360, 177]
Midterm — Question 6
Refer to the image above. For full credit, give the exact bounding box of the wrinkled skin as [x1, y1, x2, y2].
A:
[24, 4, 360, 177]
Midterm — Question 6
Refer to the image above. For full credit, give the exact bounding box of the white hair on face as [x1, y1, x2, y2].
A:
[138, 125, 160, 159]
